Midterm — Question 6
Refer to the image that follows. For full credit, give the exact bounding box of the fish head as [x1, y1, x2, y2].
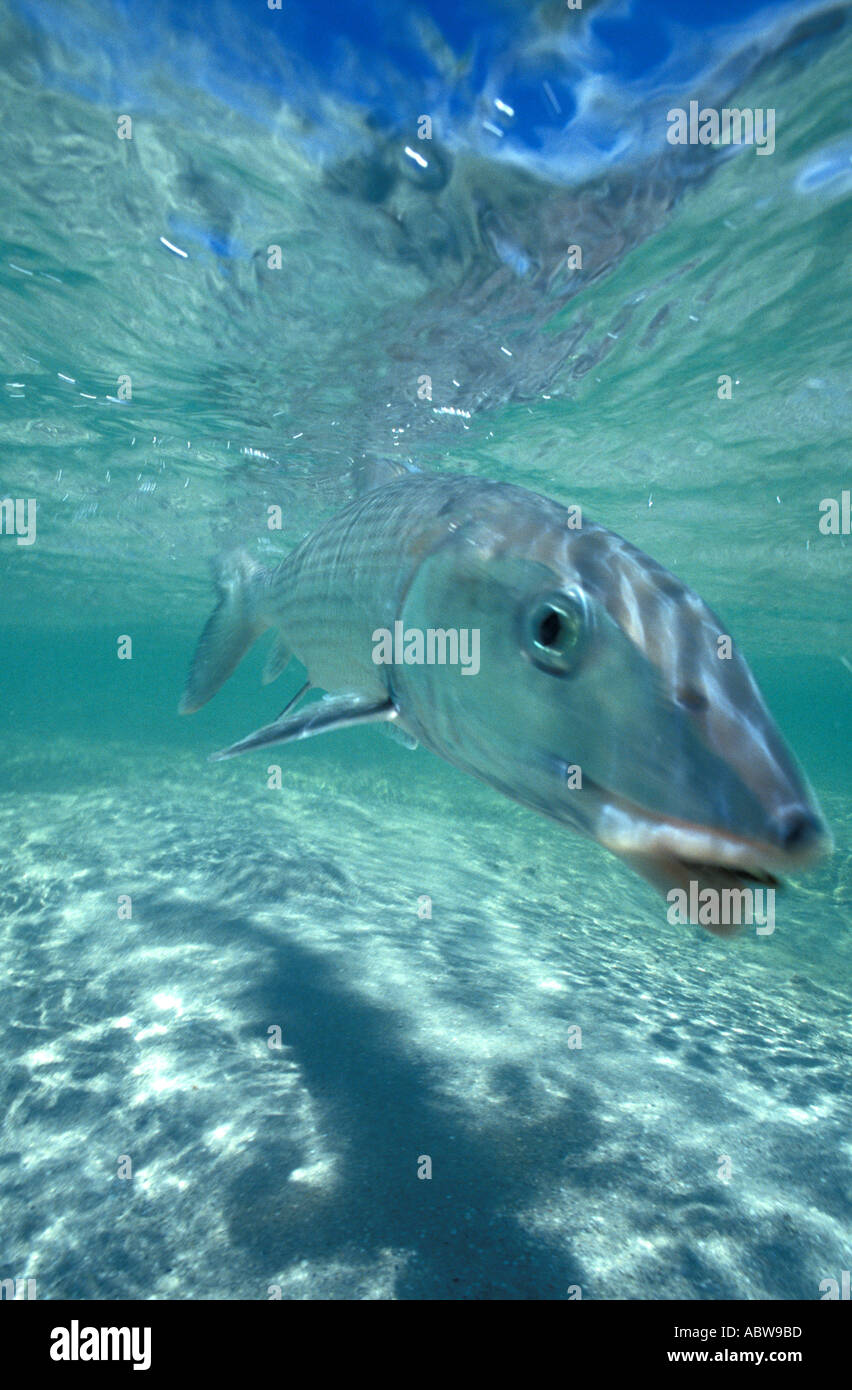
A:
[396, 508, 831, 926]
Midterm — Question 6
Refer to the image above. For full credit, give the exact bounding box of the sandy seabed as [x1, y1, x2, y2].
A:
[0, 735, 849, 1300]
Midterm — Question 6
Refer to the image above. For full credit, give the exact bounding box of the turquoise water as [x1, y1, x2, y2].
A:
[0, 0, 850, 1300]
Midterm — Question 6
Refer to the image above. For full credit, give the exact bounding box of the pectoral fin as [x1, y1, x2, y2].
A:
[211, 693, 397, 761]
[262, 632, 292, 685]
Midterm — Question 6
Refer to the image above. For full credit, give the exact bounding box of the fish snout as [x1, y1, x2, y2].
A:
[765, 805, 830, 862]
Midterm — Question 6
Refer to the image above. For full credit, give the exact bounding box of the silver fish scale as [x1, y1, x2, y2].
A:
[259, 474, 572, 697]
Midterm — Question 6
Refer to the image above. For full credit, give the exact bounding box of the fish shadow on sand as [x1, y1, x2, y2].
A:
[134, 872, 763, 1300]
[224, 928, 603, 1300]
[136, 880, 606, 1297]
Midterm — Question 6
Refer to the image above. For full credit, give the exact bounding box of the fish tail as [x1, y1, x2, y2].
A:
[179, 550, 270, 713]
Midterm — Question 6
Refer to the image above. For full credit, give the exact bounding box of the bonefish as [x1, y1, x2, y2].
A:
[181, 473, 829, 930]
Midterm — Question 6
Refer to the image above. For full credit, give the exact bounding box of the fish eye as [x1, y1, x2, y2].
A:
[524, 590, 589, 675]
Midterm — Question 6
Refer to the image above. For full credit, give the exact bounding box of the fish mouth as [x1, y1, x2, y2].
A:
[630, 848, 782, 896]
[620, 849, 785, 937]
[579, 777, 829, 929]
[668, 857, 780, 888]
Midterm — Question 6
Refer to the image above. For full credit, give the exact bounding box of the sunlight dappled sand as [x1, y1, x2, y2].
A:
[1, 741, 848, 1299]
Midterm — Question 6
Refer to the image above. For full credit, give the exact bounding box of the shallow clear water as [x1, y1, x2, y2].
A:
[0, 0, 850, 1300]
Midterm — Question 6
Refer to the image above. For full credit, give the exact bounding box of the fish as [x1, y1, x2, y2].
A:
[180, 473, 830, 931]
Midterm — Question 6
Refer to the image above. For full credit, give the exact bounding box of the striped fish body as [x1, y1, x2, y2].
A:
[182, 473, 830, 924]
